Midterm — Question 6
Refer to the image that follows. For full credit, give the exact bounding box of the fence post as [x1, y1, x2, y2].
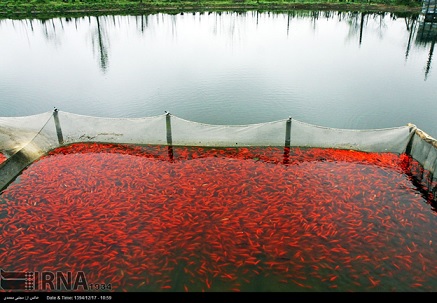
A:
[53, 108, 64, 146]
[283, 117, 292, 164]
[165, 111, 173, 161]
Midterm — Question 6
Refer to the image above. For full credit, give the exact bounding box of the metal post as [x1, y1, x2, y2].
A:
[285, 117, 292, 148]
[53, 108, 64, 146]
[432, 185, 436, 203]
[429, 161, 436, 202]
[283, 117, 292, 164]
[165, 111, 173, 161]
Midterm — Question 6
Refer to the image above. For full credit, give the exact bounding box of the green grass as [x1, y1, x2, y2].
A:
[0, 0, 423, 19]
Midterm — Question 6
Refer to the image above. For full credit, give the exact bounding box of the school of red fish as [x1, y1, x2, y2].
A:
[0, 143, 436, 292]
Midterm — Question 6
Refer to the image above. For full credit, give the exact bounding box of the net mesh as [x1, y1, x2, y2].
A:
[0, 110, 435, 200]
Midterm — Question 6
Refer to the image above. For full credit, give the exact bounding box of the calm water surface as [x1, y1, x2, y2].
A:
[0, 11, 436, 138]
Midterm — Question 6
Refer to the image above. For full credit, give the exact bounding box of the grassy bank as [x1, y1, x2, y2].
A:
[0, 0, 423, 19]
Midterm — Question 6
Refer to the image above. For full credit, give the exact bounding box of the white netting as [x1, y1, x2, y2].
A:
[0, 111, 55, 157]
[0, 110, 435, 199]
[0, 112, 58, 190]
[289, 119, 413, 153]
[170, 116, 286, 147]
[57, 111, 167, 146]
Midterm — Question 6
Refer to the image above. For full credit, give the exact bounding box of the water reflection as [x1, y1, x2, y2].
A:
[416, 19, 437, 79]
[135, 14, 149, 33]
[92, 16, 110, 73]
[41, 18, 63, 47]
[2, 11, 434, 77]
[0, 11, 436, 138]
[404, 15, 419, 59]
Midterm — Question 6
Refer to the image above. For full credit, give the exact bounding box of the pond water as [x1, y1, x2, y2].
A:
[0, 10, 436, 138]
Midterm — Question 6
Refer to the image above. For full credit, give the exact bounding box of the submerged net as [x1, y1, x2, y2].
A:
[0, 109, 435, 201]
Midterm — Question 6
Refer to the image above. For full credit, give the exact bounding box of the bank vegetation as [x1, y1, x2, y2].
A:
[0, 0, 424, 18]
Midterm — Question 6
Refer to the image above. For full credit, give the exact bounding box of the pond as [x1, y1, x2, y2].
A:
[0, 10, 436, 139]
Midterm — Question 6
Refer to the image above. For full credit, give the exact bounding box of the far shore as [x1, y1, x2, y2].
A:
[0, 1, 424, 19]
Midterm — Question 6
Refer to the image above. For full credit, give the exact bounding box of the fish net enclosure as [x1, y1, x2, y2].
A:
[0, 109, 436, 201]
[2, 109, 437, 292]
